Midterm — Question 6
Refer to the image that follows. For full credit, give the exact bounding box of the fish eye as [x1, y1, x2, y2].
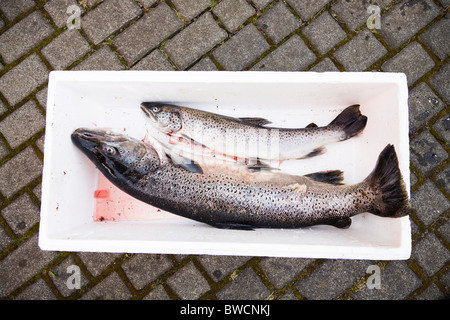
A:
[152, 106, 159, 113]
[103, 145, 116, 155]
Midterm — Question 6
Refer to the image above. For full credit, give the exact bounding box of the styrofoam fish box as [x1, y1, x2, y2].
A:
[39, 71, 411, 260]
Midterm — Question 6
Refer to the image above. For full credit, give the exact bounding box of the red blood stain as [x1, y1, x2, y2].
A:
[94, 189, 110, 199]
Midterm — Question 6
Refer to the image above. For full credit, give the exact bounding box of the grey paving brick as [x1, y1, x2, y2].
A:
[416, 283, 446, 300]
[164, 12, 227, 70]
[331, 0, 391, 31]
[0, 140, 8, 160]
[121, 254, 172, 290]
[310, 57, 339, 71]
[408, 82, 443, 134]
[190, 56, 219, 71]
[352, 261, 422, 300]
[35, 87, 48, 110]
[413, 232, 449, 277]
[1, 193, 39, 237]
[433, 112, 450, 146]
[0, 0, 34, 22]
[0, 100, 45, 149]
[441, 269, 450, 294]
[0, 234, 57, 297]
[382, 42, 435, 86]
[138, 0, 157, 8]
[411, 180, 449, 225]
[44, 0, 85, 28]
[421, 16, 450, 61]
[15, 279, 57, 300]
[81, 0, 142, 45]
[429, 62, 449, 103]
[0, 11, 54, 64]
[212, 0, 255, 32]
[333, 28, 387, 71]
[252, 34, 316, 71]
[81, 272, 132, 299]
[0, 54, 49, 106]
[172, 0, 212, 20]
[196, 255, 251, 282]
[143, 284, 170, 300]
[0, 100, 7, 115]
[257, 1, 301, 44]
[42, 29, 91, 70]
[410, 130, 447, 176]
[166, 261, 210, 299]
[259, 257, 311, 289]
[130, 49, 172, 70]
[86, 0, 103, 7]
[33, 183, 42, 201]
[295, 260, 369, 299]
[0, 147, 42, 198]
[73, 46, 124, 70]
[0, 225, 13, 251]
[379, 0, 441, 49]
[252, 0, 271, 10]
[285, 0, 330, 21]
[77, 252, 123, 277]
[213, 23, 269, 70]
[302, 11, 347, 55]
[216, 267, 271, 299]
[131, 49, 174, 70]
[437, 220, 449, 243]
[113, 3, 183, 66]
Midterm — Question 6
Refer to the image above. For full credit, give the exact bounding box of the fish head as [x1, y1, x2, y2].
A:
[140, 102, 182, 134]
[71, 128, 162, 182]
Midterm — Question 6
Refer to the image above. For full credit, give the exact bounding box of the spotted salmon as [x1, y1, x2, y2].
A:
[71, 128, 410, 230]
[140, 102, 367, 167]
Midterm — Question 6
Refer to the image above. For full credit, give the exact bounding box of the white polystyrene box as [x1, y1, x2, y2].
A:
[39, 71, 411, 260]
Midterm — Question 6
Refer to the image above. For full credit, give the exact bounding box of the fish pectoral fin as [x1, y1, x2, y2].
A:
[246, 158, 280, 172]
[238, 117, 272, 127]
[209, 222, 255, 231]
[305, 170, 344, 185]
[166, 151, 204, 174]
[301, 146, 326, 159]
[180, 133, 209, 149]
[326, 217, 352, 229]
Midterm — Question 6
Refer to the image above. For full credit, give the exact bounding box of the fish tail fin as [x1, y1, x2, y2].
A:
[329, 104, 367, 140]
[364, 144, 411, 218]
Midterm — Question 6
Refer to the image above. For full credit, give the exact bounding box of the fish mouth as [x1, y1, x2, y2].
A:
[71, 128, 127, 153]
[140, 102, 169, 122]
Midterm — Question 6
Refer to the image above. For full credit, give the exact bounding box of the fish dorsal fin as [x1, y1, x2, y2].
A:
[238, 117, 272, 127]
[305, 170, 344, 185]
[246, 158, 280, 172]
[306, 122, 318, 128]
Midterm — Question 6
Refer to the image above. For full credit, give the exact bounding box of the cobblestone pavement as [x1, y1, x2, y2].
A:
[0, 0, 448, 300]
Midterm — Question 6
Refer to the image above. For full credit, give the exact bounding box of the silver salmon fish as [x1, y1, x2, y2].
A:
[71, 128, 410, 230]
[140, 102, 368, 166]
